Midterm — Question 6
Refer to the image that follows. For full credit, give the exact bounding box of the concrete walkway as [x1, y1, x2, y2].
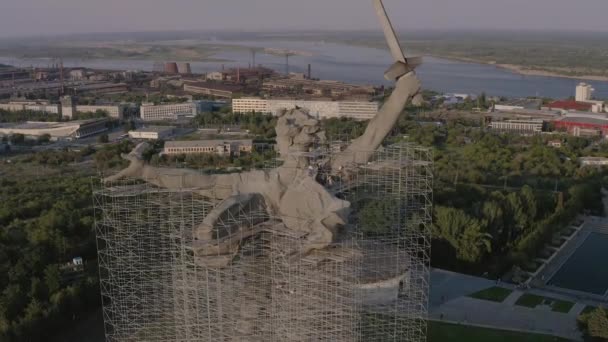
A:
[430, 269, 585, 341]
[503, 290, 523, 306]
[570, 303, 588, 317]
[429, 269, 494, 309]
[430, 296, 582, 341]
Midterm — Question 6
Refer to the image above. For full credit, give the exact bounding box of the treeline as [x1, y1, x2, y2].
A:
[0, 176, 100, 341]
[20, 147, 96, 165]
[13, 141, 133, 172]
[151, 149, 278, 172]
[394, 118, 608, 275]
[0, 109, 62, 123]
[194, 111, 277, 139]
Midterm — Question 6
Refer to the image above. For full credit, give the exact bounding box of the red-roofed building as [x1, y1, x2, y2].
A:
[546, 100, 592, 112]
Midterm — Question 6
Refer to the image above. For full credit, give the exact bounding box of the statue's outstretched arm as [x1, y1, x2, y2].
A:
[103, 143, 234, 198]
[330, 72, 421, 170]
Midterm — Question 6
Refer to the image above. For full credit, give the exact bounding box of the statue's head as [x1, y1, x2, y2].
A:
[275, 108, 326, 159]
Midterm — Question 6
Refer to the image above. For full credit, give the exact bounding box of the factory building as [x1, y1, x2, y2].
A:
[0, 118, 108, 140]
[232, 98, 379, 120]
[70, 83, 129, 95]
[263, 78, 375, 98]
[140, 102, 196, 121]
[163, 140, 253, 157]
[128, 126, 175, 140]
[554, 115, 608, 137]
[183, 82, 243, 99]
[164, 62, 179, 75]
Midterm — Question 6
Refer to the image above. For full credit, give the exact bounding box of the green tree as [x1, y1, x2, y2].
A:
[433, 206, 492, 263]
[9, 133, 25, 145]
[44, 265, 61, 295]
[36, 134, 51, 144]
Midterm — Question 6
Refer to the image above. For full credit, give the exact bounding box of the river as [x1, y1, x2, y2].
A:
[2, 39, 608, 99]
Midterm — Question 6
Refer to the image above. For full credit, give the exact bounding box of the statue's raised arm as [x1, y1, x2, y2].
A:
[331, 0, 423, 171]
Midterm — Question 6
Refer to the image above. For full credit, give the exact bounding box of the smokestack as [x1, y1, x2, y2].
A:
[222, 64, 225, 71]
[237, 67, 240, 83]
[60, 59, 64, 95]
[285, 55, 289, 75]
[308, 64, 311, 80]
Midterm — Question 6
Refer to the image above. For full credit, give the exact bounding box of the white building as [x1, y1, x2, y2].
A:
[489, 119, 543, 134]
[206, 72, 226, 81]
[0, 103, 27, 111]
[140, 102, 196, 121]
[232, 98, 379, 120]
[24, 104, 61, 114]
[0, 119, 108, 140]
[232, 98, 269, 114]
[576, 83, 594, 102]
[580, 157, 608, 167]
[129, 126, 175, 140]
[0, 101, 60, 114]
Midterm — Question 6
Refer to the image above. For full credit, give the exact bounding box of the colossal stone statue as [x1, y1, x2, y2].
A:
[105, 0, 423, 267]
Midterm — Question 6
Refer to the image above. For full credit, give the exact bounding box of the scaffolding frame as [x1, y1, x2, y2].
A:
[94, 142, 433, 341]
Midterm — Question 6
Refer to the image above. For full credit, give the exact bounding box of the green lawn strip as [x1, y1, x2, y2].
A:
[469, 286, 513, 303]
[428, 321, 568, 342]
[551, 300, 575, 313]
[515, 294, 546, 308]
[515, 294, 574, 313]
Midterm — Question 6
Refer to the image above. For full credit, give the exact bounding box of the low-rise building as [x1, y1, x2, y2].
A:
[546, 100, 593, 113]
[129, 126, 175, 140]
[553, 114, 608, 137]
[232, 98, 270, 114]
[489, 119, 543, 134]
[548, 140, 562, 148]
[263, 78, 375, 98]
[493, 99, 542, 111]
[70, 82, 129, 95]
[0, 101, 60, 114]
[580, 157, 608, 167]
[183, 82, 243, 99]
[163, 140, 253, 157]
[0, 118, 108, 140]
[205, 72, 227, 81]
[232, 98, 379, 120]
[0, 103, 26, 111]
[140, 102, 196, 121]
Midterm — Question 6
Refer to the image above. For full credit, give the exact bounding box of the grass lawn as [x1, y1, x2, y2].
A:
[551, 300, 575, 313]
[469, 286, 513, 303]
[514, 294, 575, 313]
[515, 294, 546, 308]
[428, 321, 568, 342]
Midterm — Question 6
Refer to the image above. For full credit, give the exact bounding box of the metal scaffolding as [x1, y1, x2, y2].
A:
[94, 142, 433, 341]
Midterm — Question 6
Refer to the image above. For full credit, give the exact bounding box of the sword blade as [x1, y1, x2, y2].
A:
[373, 0, 407, 64]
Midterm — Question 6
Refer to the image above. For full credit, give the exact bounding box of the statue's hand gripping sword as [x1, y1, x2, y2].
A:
[330, 0, 424, 171]
[373, 0, 423, 105]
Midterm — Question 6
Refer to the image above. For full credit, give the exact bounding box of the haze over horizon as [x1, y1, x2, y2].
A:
[2, 0, 608, 38]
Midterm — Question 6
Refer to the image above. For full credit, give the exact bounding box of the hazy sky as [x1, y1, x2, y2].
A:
[2, 0, 608, 37]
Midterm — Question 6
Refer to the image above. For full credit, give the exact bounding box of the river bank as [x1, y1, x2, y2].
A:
[418, 54, 608, 82]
